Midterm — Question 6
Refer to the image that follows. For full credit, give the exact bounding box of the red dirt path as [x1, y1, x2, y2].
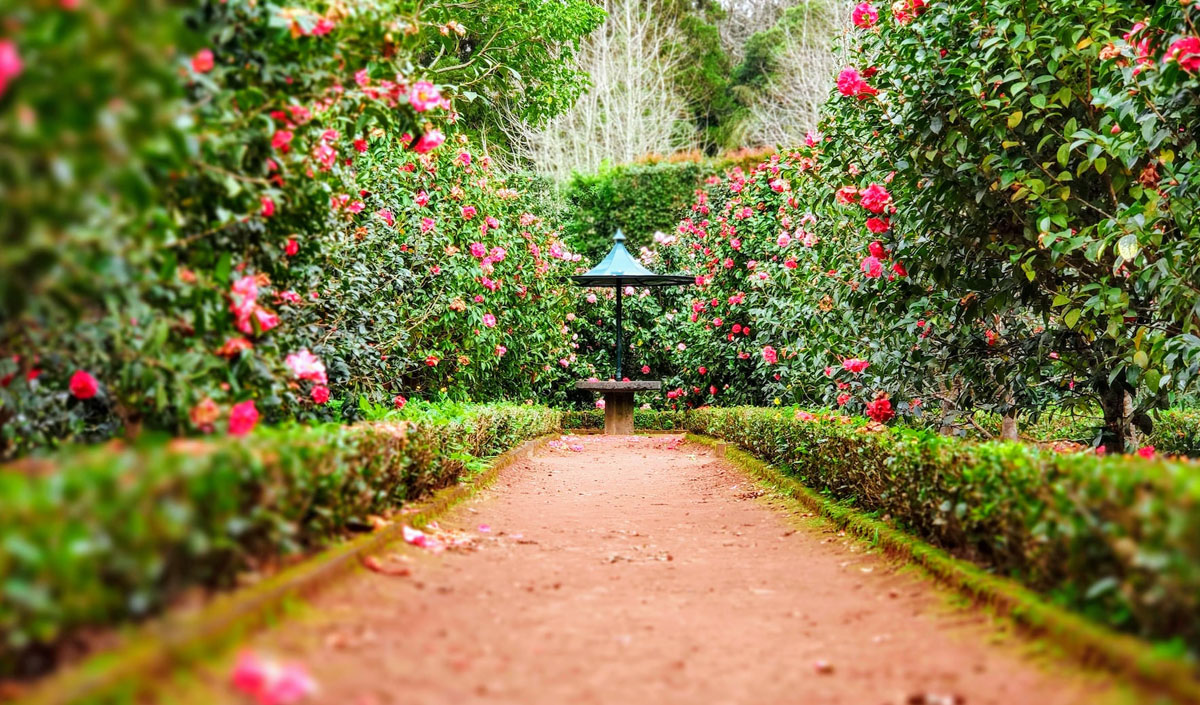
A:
[189, 434, 1124, 705]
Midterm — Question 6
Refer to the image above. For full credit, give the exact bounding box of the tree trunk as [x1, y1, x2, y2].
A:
[1099, 380, 1135, 451]
[1000, 411, 1019, 441]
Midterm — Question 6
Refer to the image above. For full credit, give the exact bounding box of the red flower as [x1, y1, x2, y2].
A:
[762, 346, 778, 364]
[228, 400, 259, 436]
[868, 241, 887, 259]
[865, 396, 894, 423]
[836, 393, 851, 406]
[1165, 37, 1200, 73]
[836, 68, 877, 99]
[425, 355, 439, 367]
[191, 49, 214, 74]
[866, 217, 890, 233]
[69, 370, 98, 399]
[641, 365, 650, 374]
[271, 130, 293, 152]
[394, 395, 408, 410]
[260, 196, 275, 218]
[1137, 445, 1156, 459]
[413, 129, 445, 154]
[285, 238, 299, 256]
[311, 385, 330, 404]
[0, 40, 22, 99]
[353, 138, 369, 152]
[842, 358, 869, 374]
[859, 184, 892, 213]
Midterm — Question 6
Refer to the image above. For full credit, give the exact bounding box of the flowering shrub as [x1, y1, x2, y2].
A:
[686, 406, 1200, 653]
[0, 402, 560, 677]
[806, 0, 1200, 447]
[0, 0, 601, 457]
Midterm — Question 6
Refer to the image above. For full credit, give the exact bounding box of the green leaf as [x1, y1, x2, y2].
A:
[1117, 234, 1140, 261]
[1007, 111, 1024, 129]
[1064, 308, 1081, 328]
[1134, 351, 1149, 368]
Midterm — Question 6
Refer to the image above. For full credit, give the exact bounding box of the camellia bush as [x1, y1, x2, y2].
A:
[804, 0, 1200, 448]
[0, 0, 603, 457]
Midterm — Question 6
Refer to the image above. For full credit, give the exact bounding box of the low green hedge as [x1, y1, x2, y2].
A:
[1151, 410, 1200, 458]
[0, 403, 559, 678]
[685, 407, 1200, 657]
[561, 408, 689, 430]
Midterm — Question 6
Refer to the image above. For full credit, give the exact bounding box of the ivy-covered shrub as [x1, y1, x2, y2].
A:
[0, 402, 559, 677]
[686, 406, 1200, 654]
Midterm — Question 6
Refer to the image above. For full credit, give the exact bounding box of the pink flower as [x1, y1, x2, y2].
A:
[595, 399, 606, 410]
[228, 400, 259, 436]
[393, 395, 408, 410]
[191, 48, 214, 73]
[409, 81, 442, 112]
[641, 365, 650, 374]
[354, 68, 370, 87]
[795, 410, 816, 421]
[425, 355, 439, 367]
[310, 385, 330, 404]
[459, 151, 472, 167]
[69, 370, 98, 399]
[866, 217, 890, 233]
[469, 242, 487, 258]
[285, 238, 299, 256]
[836, 68, 877, 99]
[777, 233, 791, 247]
[804, 130, 822, 147]
[285, 349, 328, 385]
[415, 190, 430, 207]
[1165, 37, 1200, 73]
[260, 196, 276, 218]
[0, 40, 22, 98]
[494, 345, 507, 357]
[420, 217, 435, 233]
[346, 200, 364, 214]
[762, 346, 778, 365]
[859, 184, 892, 213]
[461, 205, 477, 219]
[230, 651, 317, 705]
[843, 358, 870, 374]
[852, 2, 878, 28]
[413, 129, 445, 154]
[482, 313, 497, 328]
[377, 209, 395, 227]
[1137, 445, 1156, 459]
[860, 255, 883, 278]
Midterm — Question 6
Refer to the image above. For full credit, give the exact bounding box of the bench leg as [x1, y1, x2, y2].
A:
[604, 392, 635, 435]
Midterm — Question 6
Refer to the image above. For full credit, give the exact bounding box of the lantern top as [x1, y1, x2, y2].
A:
[569, 230, 694, 288]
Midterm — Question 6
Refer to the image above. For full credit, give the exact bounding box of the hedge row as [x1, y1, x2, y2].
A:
[1151, 410, 1200, 458]
[967, 408, 1200, 457]
[560, 409, 689, 431]
[0, 404, 560, 678]
[683, 407, 1200, 656]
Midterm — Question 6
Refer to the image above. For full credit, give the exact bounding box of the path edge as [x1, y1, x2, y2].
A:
[17, 434, 555, 705]
[685, 432, 1200, 704]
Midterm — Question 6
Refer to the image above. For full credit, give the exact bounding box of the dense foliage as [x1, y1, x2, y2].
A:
[0, 0, 601, 457]
[686, 406, 1200, 655]
[0, 402, 559, 677]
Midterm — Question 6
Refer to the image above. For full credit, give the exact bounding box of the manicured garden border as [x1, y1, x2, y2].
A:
[685, 432, 1200, 703]
[15, 433, 554, 705]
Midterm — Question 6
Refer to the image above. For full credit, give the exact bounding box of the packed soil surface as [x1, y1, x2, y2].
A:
[183, 434, 1126, 705]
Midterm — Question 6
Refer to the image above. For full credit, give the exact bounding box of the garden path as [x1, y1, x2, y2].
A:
[189, 434, 1124, 705]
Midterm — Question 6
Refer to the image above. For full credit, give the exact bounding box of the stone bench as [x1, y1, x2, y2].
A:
[575, 380, 662, 435]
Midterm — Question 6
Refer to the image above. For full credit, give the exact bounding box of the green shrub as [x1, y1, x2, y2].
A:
[1151, 410, 1200, 458]
[686, 407, 1200, 656]
[0, 403, 559, 677]
[560, 408, 689, 430]
[564, 161, 707, 261]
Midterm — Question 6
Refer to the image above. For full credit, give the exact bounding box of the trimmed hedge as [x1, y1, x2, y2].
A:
[685, 407, 1200, 657]
[561, 409, 689, 431]
[0, 404, 559, 677]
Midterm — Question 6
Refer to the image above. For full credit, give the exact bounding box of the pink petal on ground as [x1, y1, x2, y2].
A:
[402, 525, 429, 548]
[478, 524, 492, 533]
[231, 651, 273, 697]
[260, 664, 318, 705]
